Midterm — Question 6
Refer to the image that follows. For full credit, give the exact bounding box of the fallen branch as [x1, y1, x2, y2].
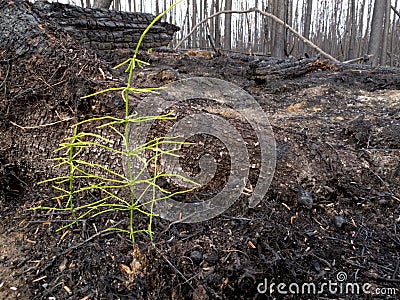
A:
[0, 60, 11, 89]
[152, 244, 201, 298]
[175, 8, 339, 63]
[343, 54, 373, 64]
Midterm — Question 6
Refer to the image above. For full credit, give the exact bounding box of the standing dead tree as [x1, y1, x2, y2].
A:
[368, 0, 388, 66]
[175, 8, 339, 63]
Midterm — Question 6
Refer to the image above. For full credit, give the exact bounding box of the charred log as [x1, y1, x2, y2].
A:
[247, 57, 337, 82]
[248, 56, 400, 84]
[0, 0, 180, 57]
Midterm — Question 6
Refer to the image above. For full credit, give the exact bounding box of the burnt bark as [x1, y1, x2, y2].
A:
[368, 0, 387, 66]
[0, 0, 180, 57]
[247, 57, 324, 81]
[223, 0, 232, 50]
[302, 0, 312, 55]
[271, 0, 285, 57]
[247, 55, 400, 82]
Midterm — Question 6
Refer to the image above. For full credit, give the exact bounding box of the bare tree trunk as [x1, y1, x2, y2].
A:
[254, 0, 259, 52]
[390, 0, 399, 66]
[357, 0, 366, 55]
[302, 0, 312, 55]
[285, 0, 292, 55]
[331, 0, 340, 58]
[293, 0, 300, 55]
[113, 0, 120, 11]
[192, 0, 198, 48]
[380, 0, 391, 65]
[368, 0, 386, 65]
[272, 0, 285, 57]
[210, 0, 215, 47]
[347, 0, 356, 60]
[93, 0, 113, 9]
[224, 0, 232, 50]
[214, 0, 221, 47]
[261, 0, 268, 53]
[200, 0, 204, 48]
[270, 0, 276, 53]
[185, 3, 191, 47]
[321, 0, 329, 56]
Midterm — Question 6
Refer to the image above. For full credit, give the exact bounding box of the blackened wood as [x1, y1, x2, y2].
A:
[247, 56, 400, 82]
[247, 57, 322, 81]
[0, 0, 180, 56]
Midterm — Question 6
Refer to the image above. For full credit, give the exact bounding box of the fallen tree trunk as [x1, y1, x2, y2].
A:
[247, 57, 327, 81]
[247, 55, 400, 82]
[0, 0, 179, 57]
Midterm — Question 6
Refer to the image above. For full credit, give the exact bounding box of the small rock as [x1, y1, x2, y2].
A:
[378, 199, 389, 205]
[190, 250, 203, 265]
[113, 98, 124, 109]
[206, 273, 216, 284]
[333, 216, 345, 229]
[297, 185, 313, 208]
[312, 261, 321, 272]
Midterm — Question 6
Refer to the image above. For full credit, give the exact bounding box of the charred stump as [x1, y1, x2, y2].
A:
[0, 0, 180, 57]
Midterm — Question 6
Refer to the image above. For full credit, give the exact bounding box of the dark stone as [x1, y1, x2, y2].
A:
[333, 216, 345, 229]
[190, 250, 203, 265]
[297, 185, 313, 208]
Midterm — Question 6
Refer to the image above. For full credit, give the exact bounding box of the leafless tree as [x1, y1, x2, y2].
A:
[224, 0, 233, 50]
[368, 0, 388, 65]
[271, 0, 285, 57]
[39, 0, 400, 66]
[302, 0, 312, 55]
[381, 0, 392, 65]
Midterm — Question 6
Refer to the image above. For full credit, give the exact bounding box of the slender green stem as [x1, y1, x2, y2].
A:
[36, 1, 192, 245]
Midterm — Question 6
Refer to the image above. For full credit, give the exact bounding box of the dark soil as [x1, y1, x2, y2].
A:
[1, 48, 400, 300]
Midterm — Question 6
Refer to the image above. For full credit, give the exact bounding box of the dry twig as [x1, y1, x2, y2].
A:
[10, 118, 74, 130]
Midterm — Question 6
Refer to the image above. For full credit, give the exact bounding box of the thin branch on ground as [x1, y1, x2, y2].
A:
[0, 60, 11, 89]
[10, 118, 74, 130]
[152, 244, 201, 298]
[343, 54, 373, 64]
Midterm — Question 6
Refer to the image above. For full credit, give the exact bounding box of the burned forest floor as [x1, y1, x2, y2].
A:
[1, 48, 400, 299]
